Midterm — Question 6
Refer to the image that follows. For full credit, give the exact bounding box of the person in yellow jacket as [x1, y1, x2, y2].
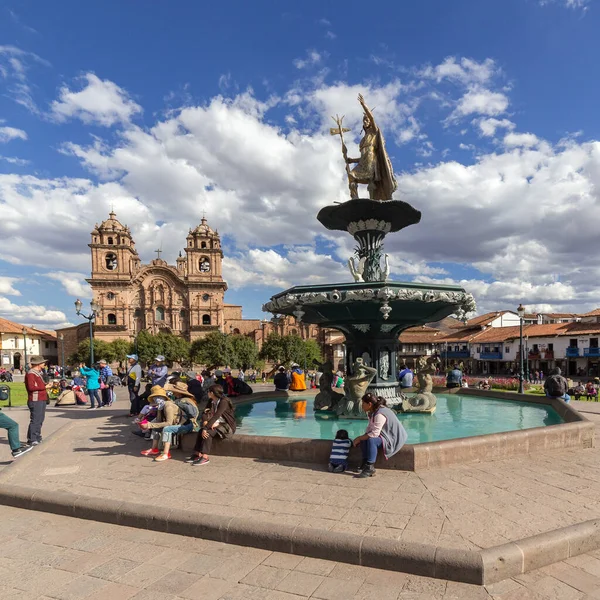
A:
[289, 364, 307, 391]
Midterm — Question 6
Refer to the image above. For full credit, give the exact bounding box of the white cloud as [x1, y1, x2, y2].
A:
[293, 50, 323, 69]
[0, 156, 29, 165]
[0, 277, 21, 296]
[45, 271, 92, 299]
[50, 73, 142, 126]
[0, 126, 27, 143]
[477, 118, 515, 137]
[0, 45, 49, 113]
[420, 57, 498, 86]
[452, 88, 509, 119]
[0, 296, 68, 328]
[503, 132, 540, 148]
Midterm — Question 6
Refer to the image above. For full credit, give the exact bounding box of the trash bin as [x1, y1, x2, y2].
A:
[0, 384, 10, 406]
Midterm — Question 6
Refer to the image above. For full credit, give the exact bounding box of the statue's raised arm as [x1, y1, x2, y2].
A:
[331, 94, 398, 201]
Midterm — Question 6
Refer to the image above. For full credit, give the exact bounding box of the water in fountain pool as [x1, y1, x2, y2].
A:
[234, 394, 563, 444]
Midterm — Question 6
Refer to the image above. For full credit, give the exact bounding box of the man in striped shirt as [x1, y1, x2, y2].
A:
[328, 429, 352, 473]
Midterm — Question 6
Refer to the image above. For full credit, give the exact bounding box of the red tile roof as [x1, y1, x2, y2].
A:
[581, 308, 600, 317]
[399, 326, 443, 344]
[463, 311, 507, 328]
[0, 318, 40, 336]
[468, 326, 522, 343]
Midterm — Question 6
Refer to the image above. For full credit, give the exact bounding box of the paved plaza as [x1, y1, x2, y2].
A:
[2, 391, 600, 597]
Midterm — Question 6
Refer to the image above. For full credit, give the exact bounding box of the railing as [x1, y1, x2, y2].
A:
[94, 324, 127, 332]
[528, 352, 540, 360]
[480, 351, 503, 360]
[542, 351, 554, 359]
[584, 347, 600, 357]
[445, 350, 470, 358]
[566, 347, 580, 357]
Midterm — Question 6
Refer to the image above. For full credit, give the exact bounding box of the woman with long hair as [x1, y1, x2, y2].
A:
[186, 384, 236, 466]
[352, 393, 407, 478]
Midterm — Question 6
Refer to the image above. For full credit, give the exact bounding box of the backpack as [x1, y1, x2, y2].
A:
[546, 375, 567, 397]
[173, 398, 200, 429]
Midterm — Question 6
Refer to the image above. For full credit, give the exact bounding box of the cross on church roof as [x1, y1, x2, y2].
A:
[155, 248, 162, 259]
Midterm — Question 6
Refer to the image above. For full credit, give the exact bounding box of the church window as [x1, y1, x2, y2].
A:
[107, 237, 114, 245]
[180, 309, 187, 319]
[291, 328, 298, 335]
[107, 292, 115, 300]
[201, 241, 207, 248]
[202, 293, 210, 302]
[202, 314, 211, 325]
[107, 314, 117, 325]
[199, 258, 210, 272]
[233, 328, 240, 335]
[105, 253, 118, 271]
[156, 306, 165, 321]
[134, 308, 141, 318]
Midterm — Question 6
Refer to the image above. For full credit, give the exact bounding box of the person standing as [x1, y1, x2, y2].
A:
[0, 404, 33, 458]
[126, 354, 143, 416]
[24, 356, 51, 445]
[147, 355, 168, 387]
[98, 359, 114, 406]
[79, 362, 101, 409]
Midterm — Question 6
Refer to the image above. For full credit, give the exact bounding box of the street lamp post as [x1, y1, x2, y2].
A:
[21, 326, 28, 372]
[525, 335, 529, 383]
[517, 303, 526, 394]
[59, 333, 65, 375]
[75, 299, 100, 365]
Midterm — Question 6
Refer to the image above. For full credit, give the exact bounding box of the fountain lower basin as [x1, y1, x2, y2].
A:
[180, 389, 594, 470]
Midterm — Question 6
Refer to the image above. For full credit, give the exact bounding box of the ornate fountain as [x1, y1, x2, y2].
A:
[263, 95, 475, 415]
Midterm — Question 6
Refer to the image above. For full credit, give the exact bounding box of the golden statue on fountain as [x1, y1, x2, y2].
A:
[331, 94, 398, 201]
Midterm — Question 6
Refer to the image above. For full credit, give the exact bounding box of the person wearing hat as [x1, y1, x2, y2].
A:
[126, 354, 142, 416]
[98, 359, 114, 406]
[139, 384, 185, 462]
[214, 369, 226, 389]
[148, 355, 168, 387]
[24, 356, 52, 445]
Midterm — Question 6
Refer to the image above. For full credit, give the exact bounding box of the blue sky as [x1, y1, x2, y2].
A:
[0, 0, 599, 328]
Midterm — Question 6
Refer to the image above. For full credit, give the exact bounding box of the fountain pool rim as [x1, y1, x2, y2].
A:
[179, 388, 594, 471]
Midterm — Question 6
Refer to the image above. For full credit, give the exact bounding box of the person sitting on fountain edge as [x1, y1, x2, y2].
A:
[446, 364, 462, 389]
[289, 364, 307, 391]
[352, 393, 407, 478]
[544, 367, 570, 403]
[397, 364, 414, 389]
[274, 367, 289, 391]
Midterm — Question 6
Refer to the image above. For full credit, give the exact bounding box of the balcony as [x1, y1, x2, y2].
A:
[566, 347, 580, 357]
[584, 347, 600, 357]
[542, 350, 554, 359]
[480, 351, 503, 360]
[528, 352, 540, 360]
[444, 350, 470, 359]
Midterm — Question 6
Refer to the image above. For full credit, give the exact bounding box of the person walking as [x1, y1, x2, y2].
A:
[79, 362, 102, 409]
[126, 354, 142, 416]
[24, 356, 51, 445]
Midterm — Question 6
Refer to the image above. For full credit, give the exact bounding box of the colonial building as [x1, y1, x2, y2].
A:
[58, 211, 320, 361]
[0, 318, 58, 369]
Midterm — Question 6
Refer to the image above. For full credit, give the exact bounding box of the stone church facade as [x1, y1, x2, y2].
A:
[58, 211, 321, 360]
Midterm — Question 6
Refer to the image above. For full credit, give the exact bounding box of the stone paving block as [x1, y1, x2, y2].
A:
[313, 577, 363, 600]
[294, 556, 337, 576]
[11, 566, 78, 595]
[240, 564, 291, 588]
[275, 569, 325, 596]
[444, 580, 491, 599]
[87, 557, 142, 582]
[265, 591, 311, 600]
[530, 575, 585, 600]
[208, 554, 265, 582]
[262, 551, 304, 570]
[350, 581, 402, 600]
[178, 552, 226, 576]
[85, 581, 140, 600]
[217, 582, 271, 599]
[51, 574, 109, 600]
[540, 560, 600, 593]
[149, 570, 202, 594]
[179, 575, 235, 600]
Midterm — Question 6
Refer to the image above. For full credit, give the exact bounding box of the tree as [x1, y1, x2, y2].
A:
[109, 339, 133, 366]
[228, 334, 258, 370]
[259, 333, 323, 368]
[190, 331, 232, 368]
[68, 338, 114, 365]
[135, 330, 191, 366]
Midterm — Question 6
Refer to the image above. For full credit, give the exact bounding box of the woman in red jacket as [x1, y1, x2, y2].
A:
[24, 355, 51, 445]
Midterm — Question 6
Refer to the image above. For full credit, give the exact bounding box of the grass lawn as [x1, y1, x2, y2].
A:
[0, 382, 28, 406]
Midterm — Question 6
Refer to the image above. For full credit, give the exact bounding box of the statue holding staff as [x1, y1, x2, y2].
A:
[331, 94, 398, 201]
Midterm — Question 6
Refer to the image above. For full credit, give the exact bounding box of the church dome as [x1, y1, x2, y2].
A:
[192, 217, 218, 237]
[99, 211, 129, 233]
